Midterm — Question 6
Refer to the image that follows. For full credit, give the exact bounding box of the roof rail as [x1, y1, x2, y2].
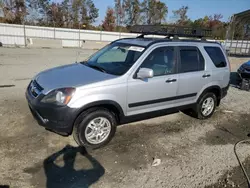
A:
[131, 25, 212, 39]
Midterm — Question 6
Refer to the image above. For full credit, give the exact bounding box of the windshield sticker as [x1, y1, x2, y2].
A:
[128, 46, 145, 52]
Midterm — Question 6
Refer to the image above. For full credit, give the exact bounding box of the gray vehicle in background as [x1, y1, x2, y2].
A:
[26, 26, 230, 149]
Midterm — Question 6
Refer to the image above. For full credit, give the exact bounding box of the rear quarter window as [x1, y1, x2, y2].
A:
[204, 46, 227, 68]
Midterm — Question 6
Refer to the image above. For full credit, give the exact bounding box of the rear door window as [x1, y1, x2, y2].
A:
[179, 46, 204, 73]
[204, 46, 227, 68]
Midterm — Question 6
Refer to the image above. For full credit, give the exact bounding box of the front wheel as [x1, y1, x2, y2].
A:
[194, 92, 217, 119]
[73, 108, 117, 149]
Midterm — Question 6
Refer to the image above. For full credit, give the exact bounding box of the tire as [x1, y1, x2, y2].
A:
[193, 92, 217, 119]
[73, 108, 117, 149]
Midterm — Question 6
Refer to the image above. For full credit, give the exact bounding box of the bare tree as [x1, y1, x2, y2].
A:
[1, 0, 26, 24]
[123, 0, 141, 26]
[172, 6, 189, 25]
[141, 0, 168, 25]
[114, 0, 124, 27]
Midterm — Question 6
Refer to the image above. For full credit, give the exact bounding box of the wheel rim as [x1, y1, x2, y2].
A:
[85, 117, 111, 145]
[201, 97, 215, 116]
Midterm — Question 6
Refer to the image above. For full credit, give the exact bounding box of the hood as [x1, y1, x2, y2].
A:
[35, 63, 116, 94]
[242, 60, 250, 69]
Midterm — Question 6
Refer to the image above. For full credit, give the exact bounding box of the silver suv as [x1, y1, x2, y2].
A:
[26, 34, 230, 149]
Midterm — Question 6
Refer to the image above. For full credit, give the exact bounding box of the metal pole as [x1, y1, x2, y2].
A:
[231, 16, 235, 42]
[225, 27, 229, 54]
[100, 29, 102, 41]
[227, 15, 235, 56]
[79, 24, 81, 48]
[23, 22, 26, 47]
[235, 40, 238, 55]
[240, 32, 244, 55]
[54, 21, 56, 39]
[247, 41, 250, 56]
[240, 41, 244, 56]
[245, 42, 247, 55]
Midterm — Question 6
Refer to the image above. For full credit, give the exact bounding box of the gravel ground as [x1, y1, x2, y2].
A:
[0, 48, 250, 188]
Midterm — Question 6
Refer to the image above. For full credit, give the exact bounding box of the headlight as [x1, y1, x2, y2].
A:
[41, 88, 75, 106]
[239, 66, 244, 71]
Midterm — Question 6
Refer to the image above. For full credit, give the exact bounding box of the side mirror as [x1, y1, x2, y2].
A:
[137, 68, 154, 79]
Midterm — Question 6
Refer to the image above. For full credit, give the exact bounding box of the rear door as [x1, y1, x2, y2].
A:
[174, 45, 212, 106]
[204, 46, 230, 88]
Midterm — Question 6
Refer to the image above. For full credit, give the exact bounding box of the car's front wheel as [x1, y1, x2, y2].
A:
[73, 108, 117, 149]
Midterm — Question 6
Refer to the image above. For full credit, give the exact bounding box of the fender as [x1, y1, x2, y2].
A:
[197, 85, 222, 105]
[74, 100, 125, 120]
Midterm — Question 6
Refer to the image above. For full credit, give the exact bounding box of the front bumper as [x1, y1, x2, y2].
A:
[25, 87, 77, 136]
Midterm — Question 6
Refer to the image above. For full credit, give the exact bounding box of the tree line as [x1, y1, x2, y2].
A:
[0, 0, 248, 39]
[0, 0, 99, 29]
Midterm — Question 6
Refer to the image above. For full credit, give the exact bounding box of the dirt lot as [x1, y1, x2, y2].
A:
[0, 48, 250, 188]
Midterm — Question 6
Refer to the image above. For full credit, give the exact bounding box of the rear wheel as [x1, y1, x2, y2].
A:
[73, 108, 117, 149]
[194, 92, 217, 119]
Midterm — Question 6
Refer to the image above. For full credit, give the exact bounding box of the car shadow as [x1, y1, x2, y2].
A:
[43, 145, 105, 188]
[0, 186, 9, 188]
[199, 113, 250, 146]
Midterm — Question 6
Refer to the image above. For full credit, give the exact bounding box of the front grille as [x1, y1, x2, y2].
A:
[29, 80, 43, 97]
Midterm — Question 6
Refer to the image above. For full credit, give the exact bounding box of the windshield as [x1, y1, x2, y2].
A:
[83, 43, 145, 75]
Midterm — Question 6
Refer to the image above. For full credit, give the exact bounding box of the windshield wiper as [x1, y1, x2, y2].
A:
[84, 63, 107, 73]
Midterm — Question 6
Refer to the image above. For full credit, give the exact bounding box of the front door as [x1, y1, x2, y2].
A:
[127, 46, 178, 116]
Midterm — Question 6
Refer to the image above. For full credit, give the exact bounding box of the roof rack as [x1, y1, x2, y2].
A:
[130, 25, 212, 39]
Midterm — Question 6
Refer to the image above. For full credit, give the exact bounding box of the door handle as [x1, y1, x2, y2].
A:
[166, 79, 177, 83]
[202, 74, 211, 78]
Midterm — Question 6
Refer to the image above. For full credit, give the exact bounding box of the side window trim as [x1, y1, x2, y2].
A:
[177, 46, 205, 74]
[133, 46, 178, 79]
[197, 48, 205, 71]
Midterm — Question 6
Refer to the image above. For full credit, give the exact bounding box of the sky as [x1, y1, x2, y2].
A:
[55, 0, 250, 25]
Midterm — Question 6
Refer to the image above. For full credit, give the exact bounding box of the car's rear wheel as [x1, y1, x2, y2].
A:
[73, 108, 117, 149]
[195, 92, 217, 119]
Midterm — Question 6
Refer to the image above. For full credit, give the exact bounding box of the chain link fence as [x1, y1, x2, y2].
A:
[0, 23, 138, 48]
[1, 23, 250, 55]
[225, 40, 250, 56]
